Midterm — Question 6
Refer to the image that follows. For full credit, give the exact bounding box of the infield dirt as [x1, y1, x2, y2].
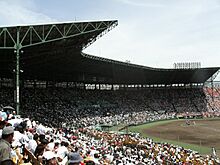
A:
[142, 119, 220, 156]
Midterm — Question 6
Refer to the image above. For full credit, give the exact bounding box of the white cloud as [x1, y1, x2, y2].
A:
[0, 0, 56, 26]
[85, 0, 220, 71]
[116, 0, 167, 8]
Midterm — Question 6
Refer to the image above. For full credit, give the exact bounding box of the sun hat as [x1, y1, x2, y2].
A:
[2, 126, 14, 135]
[68, 152, 83, 163]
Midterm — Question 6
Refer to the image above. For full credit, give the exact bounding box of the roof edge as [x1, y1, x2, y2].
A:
[81, 52, 220, 71]
[0, 20, 118, 28]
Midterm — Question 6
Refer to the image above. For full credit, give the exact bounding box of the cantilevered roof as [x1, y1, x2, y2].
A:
[0, 20, 118, 80]
[0, 20, 118, 49]
[0, 20, 219, 85]
[80, 53, 219, 84]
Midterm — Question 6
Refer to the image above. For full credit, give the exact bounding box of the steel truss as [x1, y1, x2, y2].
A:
[0, 20, 118, 115]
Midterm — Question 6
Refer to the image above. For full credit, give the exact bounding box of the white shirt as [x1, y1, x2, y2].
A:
[57, 146, 68, 160]
[26, 139, 37, 154]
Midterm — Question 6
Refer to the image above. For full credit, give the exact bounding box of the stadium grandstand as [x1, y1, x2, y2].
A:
[0, 20, 220, 164]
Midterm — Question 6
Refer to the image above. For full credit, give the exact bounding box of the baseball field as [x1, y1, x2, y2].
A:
[128, 118, 220, 157]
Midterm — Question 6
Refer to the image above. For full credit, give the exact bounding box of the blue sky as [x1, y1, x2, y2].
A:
[1, 0, 220, 79]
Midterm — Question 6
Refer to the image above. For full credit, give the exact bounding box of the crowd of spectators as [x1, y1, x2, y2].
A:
[0, 87, 209, 128]
[0, 86, 220, 164]
[204, 87, 220, 112]
[0, 113, 220, 164]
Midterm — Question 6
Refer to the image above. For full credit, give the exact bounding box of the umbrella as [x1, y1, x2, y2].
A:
[3, 106, 15, 114]
[3, 106, 15, 110]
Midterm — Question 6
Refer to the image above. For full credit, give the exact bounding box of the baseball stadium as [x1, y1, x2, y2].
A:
[0, 20, 220, 164]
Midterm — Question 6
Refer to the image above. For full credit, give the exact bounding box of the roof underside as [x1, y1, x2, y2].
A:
[0, 20, 219, 85]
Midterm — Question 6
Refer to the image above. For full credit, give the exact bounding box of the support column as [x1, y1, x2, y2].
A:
[15, 28, 21, 115]
[15, 49, 20, 115]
